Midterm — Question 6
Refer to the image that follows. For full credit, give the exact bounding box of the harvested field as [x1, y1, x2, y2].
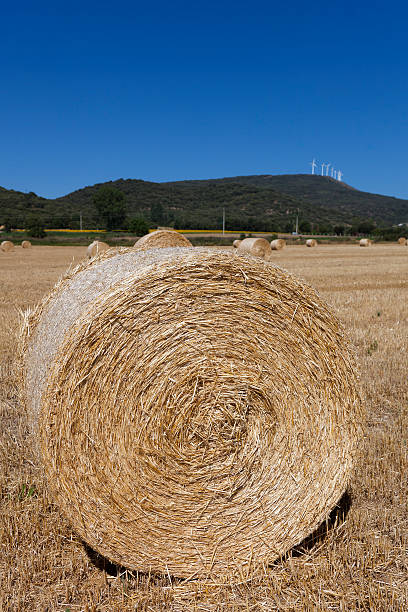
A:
[1, 244, 407, 611]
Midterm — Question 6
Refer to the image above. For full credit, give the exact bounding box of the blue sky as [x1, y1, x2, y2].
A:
[1, 1, 407, 199]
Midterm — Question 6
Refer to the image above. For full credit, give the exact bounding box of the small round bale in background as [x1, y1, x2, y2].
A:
[22, 248, 363, 580]
[134, 229, 192, 250]
[397, 237, 407, 245]
[21, 240, 32, 249]
[237, 237, 271, 259]
[270, 238, 286, 250]
[87, 240, 110, 258]
[306, 239, 318, 248]
[1, 240, 14, 252]
[232, 239, 241, 248]
[359, 238, 371, 247]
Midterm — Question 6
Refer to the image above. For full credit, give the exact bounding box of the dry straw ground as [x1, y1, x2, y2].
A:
[1, 244, 407, 611]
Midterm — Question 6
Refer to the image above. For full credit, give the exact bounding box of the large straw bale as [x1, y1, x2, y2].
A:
[398, 237, 407, 245]
[232, 239, 241, 248]
[87, 240, 110, 258]
[270, 238, 286, 250]
[21, 248, 363, 580]
[359, 238, 371, 247]
[236, 237, 271, 259]
[21, 240, 32, 248]
[1, 240, 14, 252]
[134, 229, 192, 250]
[306, 239, 318, 248]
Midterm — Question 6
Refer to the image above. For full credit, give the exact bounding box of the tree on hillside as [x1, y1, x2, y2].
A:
[93, 186, 127, 230]
[25, 214, 46, 238]
[150, 201, 164, 226]
[128, 216, 149, 236]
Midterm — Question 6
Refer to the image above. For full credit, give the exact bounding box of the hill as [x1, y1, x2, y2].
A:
[1, 174, 407, 231]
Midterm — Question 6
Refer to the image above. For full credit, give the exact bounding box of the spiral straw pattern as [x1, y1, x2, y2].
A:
[23, 248, 363, 579]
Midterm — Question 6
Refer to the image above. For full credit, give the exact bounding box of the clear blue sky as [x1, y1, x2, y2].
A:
[1, 1, 407, 199]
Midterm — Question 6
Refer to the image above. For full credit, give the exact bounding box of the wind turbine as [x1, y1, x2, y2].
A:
[310, 158, 317, 175]
[333, 169, 337, 180]
[325, 163, 331, 176]
[337, 170, 343, 181]
[321, 162, 326, 176]
[330, 167, 334, 177]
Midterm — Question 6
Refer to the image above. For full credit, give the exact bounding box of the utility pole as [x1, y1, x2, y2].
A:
[222, 207, 225, 236]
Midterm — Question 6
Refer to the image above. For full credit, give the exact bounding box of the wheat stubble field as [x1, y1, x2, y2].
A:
[0, 244, 407, 611]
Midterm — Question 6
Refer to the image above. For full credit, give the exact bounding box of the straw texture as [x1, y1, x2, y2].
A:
[306, 239, 318, 248]
[21, 240, 32, 248]
[1, 240, 14, 252]
[134, 229, 192, 250]
[22, 248, 363, 580]
[359, 239, 371, 247]
[87, 240, 110, 258]
[236, 237, 271, 259]
[270, 239, 286, 250]
[397, 237, 407, 245]
[232, 239, 242, 248]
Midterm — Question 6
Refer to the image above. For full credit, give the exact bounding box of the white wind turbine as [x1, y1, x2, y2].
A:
[325, 163, 331, 176]
[321, 162, 326, 176]
[333, 169, 337, 180]
[337, 170, 343, 181]
[310, 158, 317, 174]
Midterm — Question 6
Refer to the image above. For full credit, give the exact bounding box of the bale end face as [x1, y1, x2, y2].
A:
[1, 240, 14, 252]
[23, 248, 364, 580]
[270, 239, 286, 250]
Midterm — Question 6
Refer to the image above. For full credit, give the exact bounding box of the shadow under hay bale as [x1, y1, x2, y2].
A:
[21, 247, 363, 581]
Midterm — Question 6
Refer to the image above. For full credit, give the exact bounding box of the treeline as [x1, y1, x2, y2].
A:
[1, 175, 407, 236]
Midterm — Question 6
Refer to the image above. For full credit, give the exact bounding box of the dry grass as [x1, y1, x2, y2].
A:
[1, 244, 407, 610]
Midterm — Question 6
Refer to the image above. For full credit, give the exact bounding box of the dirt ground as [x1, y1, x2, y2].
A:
[0, 244, 407, 610]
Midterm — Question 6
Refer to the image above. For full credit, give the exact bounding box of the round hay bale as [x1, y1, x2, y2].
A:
[134, 229, 192, 250]
[306, 239, 318, 248]
[397, 237, 407, 245]
[359, 238, 371, 247]
[236, 237, 271, 259]
[22, 248, 363, 580]
[232, 239, 242, 248]
[87, 240, 110, 258]
[21, 240, 32, 249]
[270, 238, 286, 250]
[1, 240, 14, 252]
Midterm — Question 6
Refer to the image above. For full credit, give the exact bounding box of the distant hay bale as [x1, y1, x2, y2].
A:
[21, 248, 363, 580]
[398, 237, 407, 245]
[232, 239, 241, 248]
[270, 238, 286, 250]
[237, 237, 271, 259]
[134, 229, 192, 250]
[359, 238, 372, 247]
[306, 239, 318, 248]
[87, 240, 110, 258]
[1, 240, 14, 252]
[21, 240, 32, 249]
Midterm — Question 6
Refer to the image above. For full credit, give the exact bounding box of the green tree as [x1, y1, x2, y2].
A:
[128, 216, 149, 236]
[93, 186, 127, 230]
[150, 201, 164, 226]
[25, 214, 46, 238]
[299, 220, 311, 233]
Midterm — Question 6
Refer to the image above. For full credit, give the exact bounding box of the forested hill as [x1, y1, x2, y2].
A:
[1, 174, 407, 231]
